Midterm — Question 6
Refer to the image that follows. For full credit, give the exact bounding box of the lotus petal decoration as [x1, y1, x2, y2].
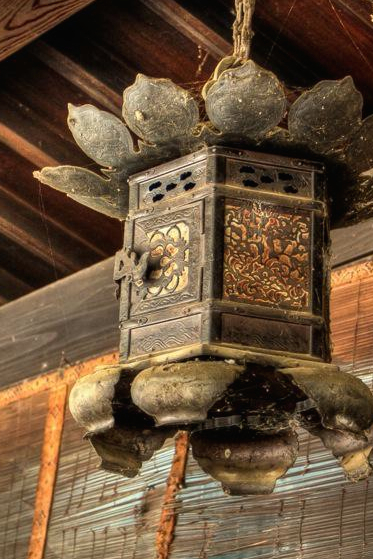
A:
[131, 361, 244, 426]
[67, 103, 135, 169]
[281, 366, 373, 432]
[87, 425, 175, 478]
[205, 60, 286, 140]
[345, 114, 373, 176]
[69, 364, 175, 477]
[123, 74, 200, 145]
[33, 165, 126, 219]
[304, 424, 373, 482]
[288, 76, 363, 154]
[69, 365, 131, 433]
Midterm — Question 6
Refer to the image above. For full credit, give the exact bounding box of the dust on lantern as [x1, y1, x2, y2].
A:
[34, 0, 373, 494]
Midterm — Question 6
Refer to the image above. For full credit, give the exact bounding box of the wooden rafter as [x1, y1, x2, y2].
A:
[0, 183, 104, 275]
[0, 121, 59, 169]
[0, 266, 33, 302]
[139, 0, 231, 60]
[30, 41, 123, 116]
[0, 0, 96, 62]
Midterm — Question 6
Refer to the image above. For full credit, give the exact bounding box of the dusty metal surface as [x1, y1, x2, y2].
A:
[34, 61, 373, 229]
[31, 0, 373, 494]
[119, 146, 329, 365]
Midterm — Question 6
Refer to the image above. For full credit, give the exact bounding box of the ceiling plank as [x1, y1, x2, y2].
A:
[29, 41, 123, 116]
[0, 141, 122, 258]
[138, 0, 231, 60]
[0, 267, 32, 303]
[0, 0, 96, 62]
[0, 184, 102, 275]
[0, 232, 65, 289]
[0, 122, 59, 169]
[252, 0, 373, 107]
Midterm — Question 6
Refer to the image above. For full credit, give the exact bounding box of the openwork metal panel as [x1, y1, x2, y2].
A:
[118, 146, 329, 364]
[0, 392, 48, 559]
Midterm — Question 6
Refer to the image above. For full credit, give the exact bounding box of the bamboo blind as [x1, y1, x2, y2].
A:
[0, 261, 373, 559]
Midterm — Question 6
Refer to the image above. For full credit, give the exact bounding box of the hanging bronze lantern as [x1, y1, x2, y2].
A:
[34, 0, 373, 494]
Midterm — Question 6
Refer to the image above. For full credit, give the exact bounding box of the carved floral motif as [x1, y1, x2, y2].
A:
[144, 223, 189, 299]
[223, 201, 310, 309]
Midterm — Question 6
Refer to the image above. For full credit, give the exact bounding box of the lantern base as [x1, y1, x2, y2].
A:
[118, 342, 336, 373]
[68, 355, 373, 491]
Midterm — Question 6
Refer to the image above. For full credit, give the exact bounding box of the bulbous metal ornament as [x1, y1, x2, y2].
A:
[33, 0, 373, 495]
[191, 428, 298, 495]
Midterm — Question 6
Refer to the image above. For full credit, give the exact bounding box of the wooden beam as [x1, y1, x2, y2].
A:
[0, 252, 371, 391]
[0, 353, 118, 409]
[0, 266, 32, 302]
[0, 184, 101, 275]
[0, 139, 121, 260]
[0, 0, 96, 62]
[331, 220, 373, 268]
[30, 41, 122, 116]
[0, 258, 372, 393]
[156, 432, 190, 559]
[0, 47, 107, 169]
[252, 0, 373, 107]
[139, 0, 231, 60]
[27, 385, 67, 559]
[0, 249, 370, 400]
[333, 0, 373, 32]
[0, 121, 59, 169]
[331, 260, 373, 287]
[0, 257, 119, 389]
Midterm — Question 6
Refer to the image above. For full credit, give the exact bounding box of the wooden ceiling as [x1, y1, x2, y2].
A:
[1, 0, 373, 305]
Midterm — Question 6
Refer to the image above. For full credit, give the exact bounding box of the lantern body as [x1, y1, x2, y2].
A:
[115, 146, 330, 368]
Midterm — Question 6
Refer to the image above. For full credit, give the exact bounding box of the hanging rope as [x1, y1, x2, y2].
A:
[233, 0, 256, 60]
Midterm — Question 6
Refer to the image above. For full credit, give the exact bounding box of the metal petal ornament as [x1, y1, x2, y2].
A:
[131, 361, 244, 426]
[33, 165, 125, 219]
[288, 76, 363, 154]
[205, 60, 286, 140]
[67, 103, 135, 169]
[345, 114, 373, 176]
[69, 365, 175, 478]
[281, 366, 373, 432]
[122, 74, 200, 145]
[313, 426, 373, 482]
[88, 425, 175, 478]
